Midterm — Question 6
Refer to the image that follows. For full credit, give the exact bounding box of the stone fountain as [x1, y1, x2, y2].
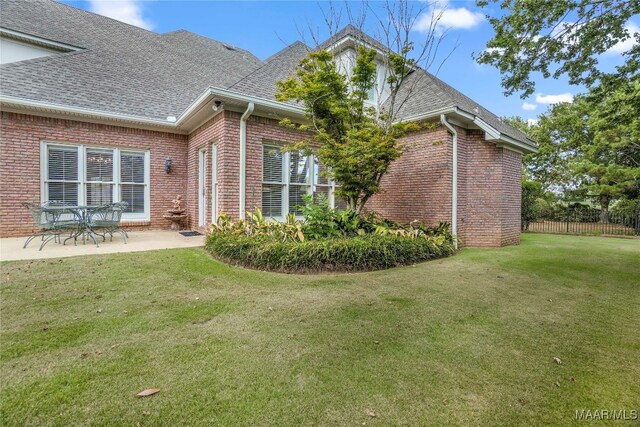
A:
[163, 195, 187, 230]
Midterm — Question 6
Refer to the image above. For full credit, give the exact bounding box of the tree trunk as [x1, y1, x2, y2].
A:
[599, 194, 610, 223]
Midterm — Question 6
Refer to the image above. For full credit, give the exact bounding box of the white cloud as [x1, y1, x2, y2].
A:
[527, 118, 539, 126]
[535, 92, 573, 104]
[522, 102, 537, 111]
[414, 0, 484, 33]
[606, 22, 639, 54]
[88, 0, 153, 30]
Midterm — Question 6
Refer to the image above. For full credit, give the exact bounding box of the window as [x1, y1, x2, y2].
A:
[43, 143, 149, 220]
[262, 144, 341, 218]
[46, 145, 79, 205]
[262, 145, 284, 217]
[313, 157, 330, 201]
[288, 150, 310, 215]
[120, 152, 146, 214]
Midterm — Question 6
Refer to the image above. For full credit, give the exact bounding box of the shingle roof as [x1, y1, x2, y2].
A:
[0, 0, 262, 119]
[229, 41, 310, 104]
[231, 24, 534, 146]
[0, 2, 533, 146]
[392, 69, 535, 145]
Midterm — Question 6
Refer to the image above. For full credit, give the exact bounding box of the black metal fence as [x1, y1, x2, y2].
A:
[524, 208, 640, 236]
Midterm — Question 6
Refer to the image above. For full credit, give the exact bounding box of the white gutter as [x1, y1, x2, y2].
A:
[0, 95, 176, 128]
[440, 114, 458, 250]
[1, 87, 305, 134]
[239, 102, 255, 220]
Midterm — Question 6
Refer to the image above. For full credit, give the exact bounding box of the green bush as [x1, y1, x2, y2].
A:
[206, 233, 455, 273]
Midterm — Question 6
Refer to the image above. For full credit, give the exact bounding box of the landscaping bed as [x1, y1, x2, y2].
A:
[206, 233, 455, 273]
[205, 197, 455, 273]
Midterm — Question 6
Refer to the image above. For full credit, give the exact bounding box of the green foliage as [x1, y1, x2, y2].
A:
[205, 233, 455, 273]
[476, 0, 640, 97]
[276, 47, 418, 213]
[213, 210, 305, 242]
[521, 179, 545, 230]
[208, 203, 455, 272]
[506, 73, 640, 218]
[299, 194, 341, 240]
[611, 198, 640, 217]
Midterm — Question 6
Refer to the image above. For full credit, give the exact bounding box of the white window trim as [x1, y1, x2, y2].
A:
[261, 143, 340, 220]
[211, 143, 219, 224]
[40, 141, 150, 221]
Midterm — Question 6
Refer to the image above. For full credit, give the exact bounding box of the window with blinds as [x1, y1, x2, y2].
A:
[313, 157, 330, 202]
[262, 144, 343, 218]
[86, 149, 113, 206]
[262, 145, 284, 217]
[120, 152, 145, 214]
[43, 143, 148, 219]
[289, 150, 310, 215]
[46, 146, 79, 205]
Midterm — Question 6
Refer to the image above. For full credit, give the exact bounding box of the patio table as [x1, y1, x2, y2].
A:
[46, 205, 101, 246]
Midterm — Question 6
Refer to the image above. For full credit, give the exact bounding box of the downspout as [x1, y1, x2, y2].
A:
[440, 114, 458, 250]
[239, 102, 255, 220]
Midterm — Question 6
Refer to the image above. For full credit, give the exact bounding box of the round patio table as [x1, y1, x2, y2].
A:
[46, 205, 101, 246]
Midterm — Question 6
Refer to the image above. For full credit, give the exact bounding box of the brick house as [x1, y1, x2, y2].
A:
[0, 0, 536, 247]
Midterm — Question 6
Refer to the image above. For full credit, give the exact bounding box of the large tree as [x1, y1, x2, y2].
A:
[276, 48, 419, 213]
[476, 0, 640, 97]
[508, 78, 640, 220]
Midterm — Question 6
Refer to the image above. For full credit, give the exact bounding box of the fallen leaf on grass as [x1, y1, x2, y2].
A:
[137, 388, 160, 397]
[110, 344, 120, 350]
[367, 410, 377, 418]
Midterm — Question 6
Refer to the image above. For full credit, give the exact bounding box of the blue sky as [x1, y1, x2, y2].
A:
[61, 0, 634, 123]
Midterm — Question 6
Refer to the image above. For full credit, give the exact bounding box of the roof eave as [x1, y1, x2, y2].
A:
[400, 106, 538, 154]
[0, 88, 307, 134]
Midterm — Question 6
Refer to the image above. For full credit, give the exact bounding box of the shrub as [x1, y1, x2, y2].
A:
[205, 233, 455, 273]
[207, 205, 455, 273]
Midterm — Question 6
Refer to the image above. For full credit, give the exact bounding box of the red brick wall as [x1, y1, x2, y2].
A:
[368, 125, 453, 225]
[500, 148, 522, 246]
[1, 111, 522, 246]
[0, 112, 187, 237]
[186, 112, 308, 232]
[368, 125, 522, 247]
[186, 112, 227, 232]
[457, 128, 522, 247]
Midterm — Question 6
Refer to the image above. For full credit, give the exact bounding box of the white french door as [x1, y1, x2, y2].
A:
[198, 148, 206, 227]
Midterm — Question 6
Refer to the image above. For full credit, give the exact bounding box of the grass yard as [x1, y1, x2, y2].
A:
[1, 234, 638, 426]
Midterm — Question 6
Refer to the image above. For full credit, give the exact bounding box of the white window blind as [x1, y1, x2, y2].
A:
[261, 144, 343, 218]
[120, 152, 146, 214]
[86, 149, 113, 206]
[46, 146, 79, 205]
[43, 143, 149, 220]
[262, 145, 284, 217]
[289, 150, 310, 215]
[313, 157, 330, 201]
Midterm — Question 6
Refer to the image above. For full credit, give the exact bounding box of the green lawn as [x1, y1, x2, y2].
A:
[1, 234, 638, 426]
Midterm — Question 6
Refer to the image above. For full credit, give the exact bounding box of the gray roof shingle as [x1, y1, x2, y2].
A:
[0, 2, 533, 145]
[229, 41, 310, 105]
[0, 0, 262, 119]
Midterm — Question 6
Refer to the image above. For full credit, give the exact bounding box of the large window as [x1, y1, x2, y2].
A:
[43, 143, 149, 220]
[262, 144, 341, 218]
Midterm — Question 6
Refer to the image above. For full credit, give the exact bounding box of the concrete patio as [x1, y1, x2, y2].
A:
[0, 230, 206, 261]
